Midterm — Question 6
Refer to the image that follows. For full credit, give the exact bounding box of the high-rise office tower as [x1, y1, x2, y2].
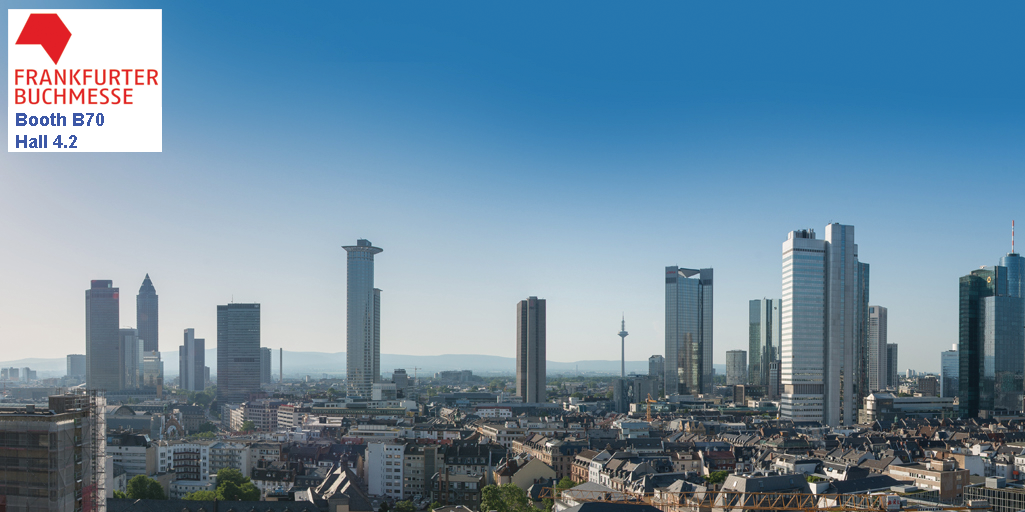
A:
[726, 350, 747, 385]
[516, 296, 547, 403]
[854, 262, 871, 408]
[261, 347, 272, 384]
[86, 280, 120, 391]
[780, 224, 868, 426]
[867, 306, 888, 391]
[216, 303, 261, 403]
[959, 265, 1025, 417]
[748, 298, 780, 388]
[343, 239, 383, 398]
[665, 267, 713, 396]
[119, 328, 143, 390]
[648, 355, 664, 392]
[137, 274, 159, 352]
[886, 344, 898, 388]
[66, 354, 86, 379]
[180, 328, 206, 392]
[768, 361, 782, 400]
[941, 344, 958, 399]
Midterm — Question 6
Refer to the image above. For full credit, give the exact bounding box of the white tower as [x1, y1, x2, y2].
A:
[619, 316, 629, 378]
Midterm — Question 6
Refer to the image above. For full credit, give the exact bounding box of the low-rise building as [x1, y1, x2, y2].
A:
[887, 459, 969, 499]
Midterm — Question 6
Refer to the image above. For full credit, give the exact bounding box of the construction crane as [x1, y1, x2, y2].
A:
[540, 487, 991, 512]
[646, 393, 657, 422]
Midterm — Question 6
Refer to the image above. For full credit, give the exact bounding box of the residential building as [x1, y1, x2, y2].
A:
[0, 393, 106, 512]
[217, 303, 262, 404]
[209, 441, 251, 477]
[516, 296, 547, 403]
[665, 266, 713, 395]
[243, 399, 286, 431]
[748, 298, 780, 388]
[959, 265, 1025, 417]
[726, 350, 747, 386]
[430, 473, 484, 510]
[941, 344, 959, 398]
[887, 344, 898, 388]
[344, 239, 383, 398]
[918, 376, 939, 397]
[106, 430, 155, 478]
[180, 328, 205, 392]
[67, 353, 86, 379]
[887, 459, 969, 500]
[366, 442, 405, 499]
[867, 306, 888, 391]
[86, 279, 120, 391]
[155, 440, 212, 490]
[137, 274, 159, 352]
[780, 224, 868, 426]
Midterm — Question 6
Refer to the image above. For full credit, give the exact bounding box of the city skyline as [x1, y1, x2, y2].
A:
[4, 4, 1025, 371]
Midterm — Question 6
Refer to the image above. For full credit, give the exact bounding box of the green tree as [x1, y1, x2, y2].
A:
[184, 490, 219, 500]
[240, 420, 256, 432]
[430, 501, 442, 510]
[215, 468, 260, 501]
[703, 470, 729, 486]
[196, 421, 217, 433]
[480, 484, 531, 512]
[378, 502, 390, 512]
[113, 490, 127, 499]
[556, 477, 576, 490]
[394, 501, 416, 512]
[126, 475, 166, 500]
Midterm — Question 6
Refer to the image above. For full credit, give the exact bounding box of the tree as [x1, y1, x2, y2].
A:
[184, 490, 219, 500]
[556, 477, 576, 490]
[703, 470, 728, 486]
[113, 490, 127, 499]
[480, 484, 531, 512]
[126, 475, 166, 500]
[430, 501, 442, 510]
[197, 421, 217, 433]
[215, 468, 260, 501]
[394, 501, 416, 512]
[240, 420, 256, 432]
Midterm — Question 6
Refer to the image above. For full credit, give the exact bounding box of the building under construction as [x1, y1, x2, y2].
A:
[0, 391, 106, 512]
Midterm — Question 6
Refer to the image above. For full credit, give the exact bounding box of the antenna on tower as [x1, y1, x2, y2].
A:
[1013, 220, 1016, 254]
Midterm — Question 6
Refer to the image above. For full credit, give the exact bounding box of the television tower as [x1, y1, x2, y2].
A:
[618, 316, 629, 378]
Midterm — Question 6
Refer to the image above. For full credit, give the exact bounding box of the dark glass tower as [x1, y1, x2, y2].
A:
[137, 274, 159, 352]
[216, 303, 261, 403]
[959, 266, 1025, 417]
[665, 267, 713, 396]
[86, 280, 120, 391]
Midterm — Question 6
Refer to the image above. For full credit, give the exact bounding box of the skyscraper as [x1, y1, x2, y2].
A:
[867, 306, 888, 391]
[516, 296, 546, 403]
[180, 328, 206, 392]
[748, 298, 780, 388]
[959, 265, 1025, 417]
[66, 354, 85, 379]
[648, 355, 664, 392]
[119, 328, 142, 390]
[665, 267, 713, 396]
[887, 344, 898, 389]
[726, 350, 747, 385]
[343, 239, 383, 398]
[941, 344, 958, 399]
[261, 347, 272, 384]
[780, 224, 868, 426]
[86, 280, 120, 391]
[854, 262, 871, 408]
[216, 303, 261, 403]
[137, 274, 159, 352]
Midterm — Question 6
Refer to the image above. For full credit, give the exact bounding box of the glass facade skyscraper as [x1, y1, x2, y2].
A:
[86, 280, 120, 391]
[941, 344, 958, 399]
[959, 265, 1025, 417]
[748, 298, 780, 388]
[180, 328, 205, 392]
[343, 239, 383, 398]
[867, 306, 888, 392]
[119, 328, 142, 390]
[216, 303, 261, 404]
[665, 266, 713, 396]
[136, 274, 159, 352]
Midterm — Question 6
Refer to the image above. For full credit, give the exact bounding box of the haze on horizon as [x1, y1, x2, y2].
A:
[3, 2, 1024, 372]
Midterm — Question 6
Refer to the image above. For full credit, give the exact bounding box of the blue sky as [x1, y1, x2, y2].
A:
[3, 2, 1024, 371]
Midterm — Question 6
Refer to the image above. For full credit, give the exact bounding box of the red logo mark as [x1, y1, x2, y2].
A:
[16, 13, 72, 65]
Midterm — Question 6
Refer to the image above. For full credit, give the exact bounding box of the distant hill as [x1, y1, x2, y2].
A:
[1, 350, 661, 378]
